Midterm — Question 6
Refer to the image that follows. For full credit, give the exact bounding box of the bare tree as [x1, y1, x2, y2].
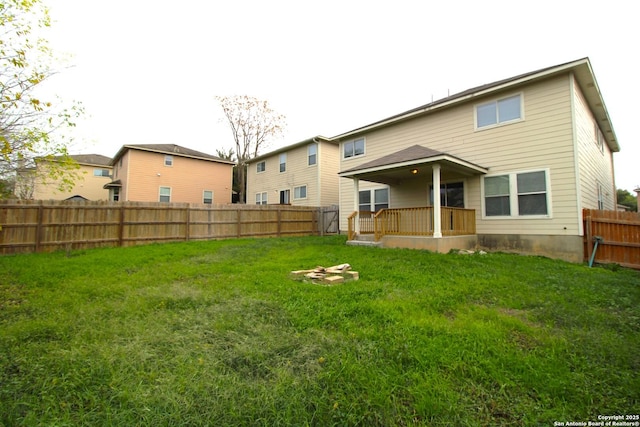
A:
[1, 0, 83, 198]
[216, 95, 285, 203]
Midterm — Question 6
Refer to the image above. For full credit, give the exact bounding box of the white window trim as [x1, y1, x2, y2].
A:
[481, 168, 552, 219]
[159, 186, 172, 202]
[279, 153, 287, 173]
[474, 92, 524, 131]
[256, 161, 266, 173]
[203, 190, 213, 204]
[164, 155, 173, 167]
[294, 185, 308, 200]
[308, 143, 317, 167]
[343, 137, 366, 160]
[255, 192, 267, 205]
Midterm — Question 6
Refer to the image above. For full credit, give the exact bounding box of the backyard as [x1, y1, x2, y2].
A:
[0, 235, 638, 426]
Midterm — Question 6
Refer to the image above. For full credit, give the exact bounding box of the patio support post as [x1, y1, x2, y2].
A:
[432, 164, 442, 238]
[353, 178, 360, 234]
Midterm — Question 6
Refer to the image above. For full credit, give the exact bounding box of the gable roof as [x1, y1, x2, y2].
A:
[69, 154, 113, 167]
[332, 58, 619, 152]
[247, 136, 335, 164]
[111, 144, 235, 165]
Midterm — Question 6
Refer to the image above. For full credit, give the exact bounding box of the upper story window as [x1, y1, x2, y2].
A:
[308, 143, 317, 166]
[93, 168, 110, 177]
[256, 161, 266, 173]
[164, 155, 173, 166]
[476, 94, 522, 129]
[159, 186, 171, 203]
[344, 137, 365, 159]
[483, 169, 550, 218]
[279, 153, 287, 173]
[594, 123, 604, 153]
[203, 190, 213, 204]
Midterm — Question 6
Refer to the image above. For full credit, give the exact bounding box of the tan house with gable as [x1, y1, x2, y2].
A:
[337, 58, 619, 262]
[246, 136, 340, 206]
[23, 154, 113, 201]
[105, 144, 235, 204]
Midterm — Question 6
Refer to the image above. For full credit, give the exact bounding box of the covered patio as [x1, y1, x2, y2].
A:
[339, 145, 488, 247]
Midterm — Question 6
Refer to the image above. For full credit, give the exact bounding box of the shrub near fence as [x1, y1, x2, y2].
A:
[0, 200, 323, 255]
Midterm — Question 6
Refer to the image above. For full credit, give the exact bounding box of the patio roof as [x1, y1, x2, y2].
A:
[338, 145, 488, 184]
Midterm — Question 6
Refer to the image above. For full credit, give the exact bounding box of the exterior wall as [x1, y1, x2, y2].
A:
[317, 142, 340, 206]
[247, 141, 339, 207]
[573, 78, 617, 212]
[118, 150, 233, 204]
[33, 163, 111, 200]
[339, 74, 582, 238]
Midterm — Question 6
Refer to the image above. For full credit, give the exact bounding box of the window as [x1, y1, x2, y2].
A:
[359, 187, 389, 212]
[159, 186, 171, 202]
[203, 190, 213, 204]
[93, 168, 110, 177]
[597, 183, 604, 210]
[165, 155, 173, 166]
[256, 161, 266, 173]
[483, 170, 550, 217]
[344, 138, 365, 159]
[430, 182, 464, 207]
[256, 192, 267, 205]
[279, 153, 287, 172]
[111, 188, 120, 202]
[294, 185, 307, 200]
[308, 143, 317, 166]
[594, 123, 604, 153]
[476, 94, 522, 129]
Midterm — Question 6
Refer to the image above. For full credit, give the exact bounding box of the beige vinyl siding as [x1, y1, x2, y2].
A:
[318, 142, 340, 206]
[339, 74, 581, 236]
[247, 141, 340, 207]
[34, 163, 112, 201]
[573, 80, 616, 211]
[123, 150, 233, 203]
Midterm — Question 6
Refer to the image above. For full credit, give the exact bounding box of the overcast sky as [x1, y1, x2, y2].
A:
[43, 0, 638, 192]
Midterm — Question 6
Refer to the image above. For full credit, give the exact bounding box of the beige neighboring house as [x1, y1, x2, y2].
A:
[337, 58, 619, 262]
[104, 144, 235, 204]
[246, 136, 339, 206]
[27, 154, 113, 201]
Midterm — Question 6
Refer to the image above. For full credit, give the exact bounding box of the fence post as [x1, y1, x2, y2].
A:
[35, 201, 43, 253]
[277, 207, 282, 237]
[237, 208, 242, 238]
[185, 205, 190, 241]
[119, 205, 125, 247]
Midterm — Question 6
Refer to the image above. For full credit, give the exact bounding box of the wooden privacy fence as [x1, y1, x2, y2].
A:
[0, 199, 333, 255]
[583, 208, 640, 269]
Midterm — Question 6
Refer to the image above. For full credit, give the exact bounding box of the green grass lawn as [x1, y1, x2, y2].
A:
[0, 235, 638, 426]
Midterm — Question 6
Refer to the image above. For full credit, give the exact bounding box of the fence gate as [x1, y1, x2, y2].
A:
[583, 208, 640, 269]
[320, 205, 339, 235]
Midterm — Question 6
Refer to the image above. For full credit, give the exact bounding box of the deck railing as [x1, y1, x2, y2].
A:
[348, 207, 475, 241]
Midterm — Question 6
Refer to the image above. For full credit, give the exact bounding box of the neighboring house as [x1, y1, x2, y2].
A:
[336, 58, 619, 262]
[24, 154, 113, 201]
[246, 136, 340, 206]
[104, 144, 235, 204]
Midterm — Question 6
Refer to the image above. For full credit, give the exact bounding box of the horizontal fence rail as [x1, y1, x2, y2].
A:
[583, 208, 640, 269]
[0, 200, 332, 255]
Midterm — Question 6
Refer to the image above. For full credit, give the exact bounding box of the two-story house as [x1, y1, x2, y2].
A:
[246, 136, 339, 206]
[337, 58, 619, 262]
[104, 144, 235, 204]
[20, 154, 113, 201]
